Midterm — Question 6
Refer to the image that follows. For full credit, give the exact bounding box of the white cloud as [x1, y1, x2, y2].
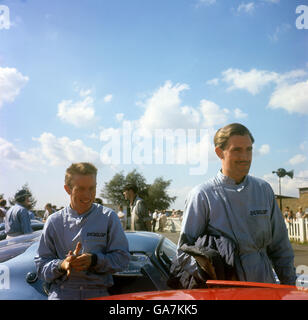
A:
[138, 81, 195, 133]
[57, 96, 96, 127]
[0, 67, 29, 108]
[259, 144, 270, 155]
[79, 88, 92, 97]
[34, 132, 99, 166]
[289, 154, 307, 166]
[87, 132, 99, 140]
[0, 5, 10, 30]
[0, 137, 43, 170]
[137, 81, 232, 134]
[115, 113, 124, 122]
[263, 0, 280, 3]
[268, 24, 291, 43]
[99, 128, 121, 142]
[268, 80, 308, 114]
[200, 99, 229, 127]
[104, 94, 113, 103]
[237, 2, 255, 14]
[222, 68, 279, 95]
[279, 69, 307, 82]
[254, 144, 270, 156]
[218, 66, 308, 115]
[197, 0, 216, 7]
[0, 137, 22, 162]
[206, 78, 220, 86]
[234, 108, 248, 119]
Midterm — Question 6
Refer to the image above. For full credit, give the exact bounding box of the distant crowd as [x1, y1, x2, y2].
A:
[0, 188, 182, 239]
[116, 206, 182, 233]
[283, 206, 308, 224]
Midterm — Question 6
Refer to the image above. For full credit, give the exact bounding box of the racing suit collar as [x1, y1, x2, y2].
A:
[217, 170, 249, 188]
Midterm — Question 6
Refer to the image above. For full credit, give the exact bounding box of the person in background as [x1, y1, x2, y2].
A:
[146, 210, 152, 231]
[43, 203, 54, 222]
[0, 199, 7, 223]
[152, 210, 158, 232]
[158, 210, 167, 232]
[283, 206, 290, 220]
[35, 162, 130, 300]
[5, 190, 32, 237]
[286, 210, 294, 224]
[296, 206, 305, 219]
[123, 183, 148, 231]
[117, 205, 127, 230]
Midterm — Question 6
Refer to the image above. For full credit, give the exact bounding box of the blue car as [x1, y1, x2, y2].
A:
[0, 219, 44, 241]
[0, 231, 177, 300]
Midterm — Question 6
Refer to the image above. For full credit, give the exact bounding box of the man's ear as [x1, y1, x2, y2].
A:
[215, 146, 224, 160]
[64, 184, 71, 195]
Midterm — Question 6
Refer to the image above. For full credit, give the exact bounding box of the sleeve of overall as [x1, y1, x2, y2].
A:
[266, 184, 297, 285]
[176, 186, 210, 274]
[19, 208, 33, 234]
[93, 212, 130, 274]
[34, 219, 65, 283]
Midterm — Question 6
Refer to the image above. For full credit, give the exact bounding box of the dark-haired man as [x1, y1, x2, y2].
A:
[176, 123, 296, 285]
[123, 183, 148, 231]
[5, 190, 32, 237]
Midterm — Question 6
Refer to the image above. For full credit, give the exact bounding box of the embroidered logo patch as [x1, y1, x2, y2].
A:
[87, 232, 106, 237]
[250, 210, 268, 216]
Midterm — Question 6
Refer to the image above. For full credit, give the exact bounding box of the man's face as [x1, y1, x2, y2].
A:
[123, 190, 129, 201]
[216, 134, 253, 183]
[123, 189, 134, 202]
[24, 196, 31, 209]
[64, 174, 96, 214]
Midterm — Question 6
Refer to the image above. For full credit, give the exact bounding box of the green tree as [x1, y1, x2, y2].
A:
[145, 177, 176, 212]
[100, 169, 176, 212]
[100, 171, 126, 206]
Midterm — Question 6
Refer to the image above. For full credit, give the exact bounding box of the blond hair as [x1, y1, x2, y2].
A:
[214, 123, 254, 150]
[65, 162, 97, 187]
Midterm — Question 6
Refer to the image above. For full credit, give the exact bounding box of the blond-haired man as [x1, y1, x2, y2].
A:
[35, 162, 130, 300]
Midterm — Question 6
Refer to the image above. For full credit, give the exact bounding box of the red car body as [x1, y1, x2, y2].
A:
[93, 280, 308, 300]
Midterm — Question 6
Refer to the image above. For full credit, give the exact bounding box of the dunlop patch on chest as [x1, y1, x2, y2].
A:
[250, 209, 268, 216]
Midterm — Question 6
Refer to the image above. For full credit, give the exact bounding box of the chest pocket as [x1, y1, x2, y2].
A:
[247, 209, 272, 248]
[83, 233, 107, 253]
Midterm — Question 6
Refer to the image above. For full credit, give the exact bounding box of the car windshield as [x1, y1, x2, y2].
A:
[157, 237, 177, 271]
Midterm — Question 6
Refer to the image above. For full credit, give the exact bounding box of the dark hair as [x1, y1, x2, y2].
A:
[123, 183, 138, 194]
[94, 198, 103, 205]
[0, 199, 6, 207]
[214, 123, 255, 150]
[14, 190, 31, 203]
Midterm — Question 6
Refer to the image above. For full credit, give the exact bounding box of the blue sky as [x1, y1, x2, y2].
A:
[0, 0, 308, 210]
